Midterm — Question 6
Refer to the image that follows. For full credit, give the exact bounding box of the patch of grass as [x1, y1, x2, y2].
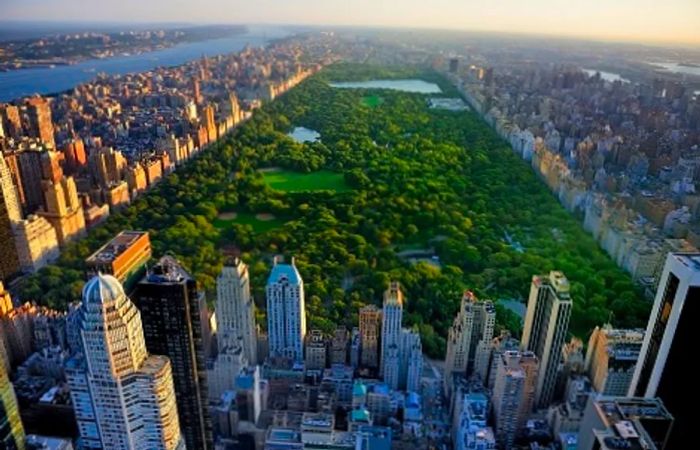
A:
[213, 212, 286, 233]
[362, 95, 384, 108]
[263, 169, 351, 193]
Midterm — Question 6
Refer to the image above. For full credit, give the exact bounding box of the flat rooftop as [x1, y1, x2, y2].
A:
[86, 230, 148, 264]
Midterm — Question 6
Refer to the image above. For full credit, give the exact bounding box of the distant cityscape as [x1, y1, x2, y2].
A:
[0, 24, 698, 450]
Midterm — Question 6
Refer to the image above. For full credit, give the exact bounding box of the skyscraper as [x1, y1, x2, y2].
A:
[0, 353, 24, 450]
[521, 271, 572, 408]
[66, 274, 184, 450]
[0, 156, 21, 280]
[359, 305, 381, 370]
[629, 252, 699, 449]
[215, 259, 257, 365]
[444, 291, 496, 395]
[403, 330, 423, 393]
[380, 282, 403, 379]
[25, 97, 55, 148]
[584, 325, 644, 396]
[38, 176, 86, 245]
[491, 351, 539, 449]
[132, 256, 213, 450]
[266, 256, 305, 361]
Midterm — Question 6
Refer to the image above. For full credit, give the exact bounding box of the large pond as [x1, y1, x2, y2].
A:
[329, 79, 442, 94]
[651, 62, 700, 77]
[583, 69, 630, 83]
[288, 127, 320, 143]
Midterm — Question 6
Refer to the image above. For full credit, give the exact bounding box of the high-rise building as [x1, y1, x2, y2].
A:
[25, 98, 55, 148]
[486, 332, 520, 390]
[17, 149, 44, 215]
[0, 105, 22, 139]
[629, 252, 699, 449]
[40, 150, 63, 184]
[584, 325, 644, 396]
[66, 274, 184, 450]
[38, 176, 86, 245]
[380, 282, 403, 378]
[578, 397, 673, 450]
[330, 327, 348, 365]
[85, 231, 152, 290]
[0, 156, 21, 281]
[402, 330, 423, 393]
[266, 256, 305, 361]
[215, 259, 257, 365]
[444, 291, 495, 395]
[0, 357, 24, 450]
[88, 147, 126, 188]
[521, 271, 572, 408]
[304, 330, 327, 370]
[13, 214, 60, 273]
[491, 351, 539, 449]
[452, 391, 495, 450]
[132, 256, 213, 450]
[62, 138, 87, 175]
[359, 305, 381, 370]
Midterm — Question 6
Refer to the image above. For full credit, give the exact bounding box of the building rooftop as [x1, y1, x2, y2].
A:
[85, 230, 148, 264]
[144, 255, 191, 284]
[268, 256, 301, 285]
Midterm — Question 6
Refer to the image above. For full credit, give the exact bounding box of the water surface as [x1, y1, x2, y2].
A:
[330, 79, 442, 94]
[0, 25, 292, 102]
[583, 69, 629, 83]
[288, 127, 320, 143]
[650, 62, 700, 77]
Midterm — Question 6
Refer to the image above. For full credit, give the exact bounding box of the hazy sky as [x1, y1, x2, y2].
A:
[5, 0, 700, 46]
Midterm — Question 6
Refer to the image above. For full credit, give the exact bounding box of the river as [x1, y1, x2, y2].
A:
[0, 25, 294, 102]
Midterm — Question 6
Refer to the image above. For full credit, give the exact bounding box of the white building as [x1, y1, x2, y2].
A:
[266, 256, 305, 361]
[217, 259, 256, 362]
[444, 292, 495, 395]
[66, 274, 185, 450]
[380, 282, 403, 379]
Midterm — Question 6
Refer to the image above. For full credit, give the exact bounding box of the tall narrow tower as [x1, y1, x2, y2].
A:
[0, 155, 21, 280]
[266, 256, 305, 361]
[629, 252, 699, 449]
[132, 256, 213, 450]
[521, 271, 572, 408]
[380, 282, 403, 379]
[216, 258, 257, 364]
[0, 354, 24, 450]
[66, 274, 184, 450]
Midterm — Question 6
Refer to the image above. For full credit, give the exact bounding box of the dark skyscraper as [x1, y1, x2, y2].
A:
[132, 255, 213, 450]
[630, 252, 699, 450]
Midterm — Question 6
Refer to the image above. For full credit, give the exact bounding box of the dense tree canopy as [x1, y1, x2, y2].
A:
[22, 63, 649, 357]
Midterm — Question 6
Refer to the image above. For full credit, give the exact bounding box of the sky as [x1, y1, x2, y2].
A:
[4, 0, 700, 46]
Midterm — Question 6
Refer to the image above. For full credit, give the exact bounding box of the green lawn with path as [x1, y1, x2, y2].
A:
[213, 212, 286, 233]
[263, 169, 351, 193]
[362, 95, 384, 108]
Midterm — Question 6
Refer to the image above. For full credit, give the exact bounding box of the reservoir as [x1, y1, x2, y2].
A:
[0, 25, 292, 102]
[583, 69, 629, 83]
[288, 127, 321, 143]
[330, 79, 442, 94]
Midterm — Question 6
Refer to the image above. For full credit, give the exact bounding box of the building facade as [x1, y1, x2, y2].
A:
[13, 214, 60, 273]
[359, 305, 381, 370]
[629, 252, 699, 449]
[521, 271, 572, 408]
[266, 257, 305, 361]
[0, 356, 24, 450]
[66, 274, 184, 450]
[584, 325, 644, 395]
[380, 282, 403, 379]
[132, 256, 213, 450]
[215, 259, 257, 365]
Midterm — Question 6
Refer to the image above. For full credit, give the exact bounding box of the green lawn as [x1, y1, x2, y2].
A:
[362, 95, 384, 108]
[263, 169, 351, 193]
[213, 212, 286, 233]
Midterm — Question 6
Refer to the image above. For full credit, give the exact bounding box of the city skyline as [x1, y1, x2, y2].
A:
[3, 0, 700, 46]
